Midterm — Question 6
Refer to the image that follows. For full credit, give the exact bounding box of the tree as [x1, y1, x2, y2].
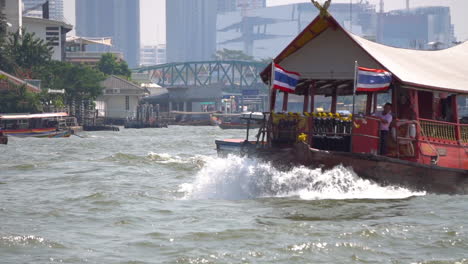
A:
[34, 61, 106, 110]
[213, 48, 255, 61]
[0, 82, 43, 113]
[97, 53, 131, 78]
[0, 9, 11, 71]
[2, 29, 52, 76]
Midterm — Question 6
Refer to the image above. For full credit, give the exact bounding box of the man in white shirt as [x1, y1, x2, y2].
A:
[373, 103, 393, 155]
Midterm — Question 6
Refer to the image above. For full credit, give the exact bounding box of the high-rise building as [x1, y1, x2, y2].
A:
[217, 2, 377, 59]
[166, 0, 217, 63]
[75, 0, 140, 68]
[140, 44, 166, 66]
[2, 0, 22, 34]
[22, 0, 64, 21]
[379, 6, 455, 50]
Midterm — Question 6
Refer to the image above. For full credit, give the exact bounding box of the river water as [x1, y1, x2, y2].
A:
[0, 126, 467, 263]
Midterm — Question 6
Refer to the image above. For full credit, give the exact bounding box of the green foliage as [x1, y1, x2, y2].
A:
[97, 53, 131, 78]
[0, 9, 9, 71]
[0, 84, 43, 113]
[213, 48, 255, 61]
[2, 29, 52, 74]
[34, 61, 106, 108]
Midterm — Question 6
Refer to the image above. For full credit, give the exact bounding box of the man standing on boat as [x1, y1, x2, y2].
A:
[373, 103, 393, 155]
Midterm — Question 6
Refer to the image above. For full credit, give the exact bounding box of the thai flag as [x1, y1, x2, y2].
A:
[356, 67, 392, 92]
[273, 63, 301, 93]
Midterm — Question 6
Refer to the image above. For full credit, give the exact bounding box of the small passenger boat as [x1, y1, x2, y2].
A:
[215, 9, 468, 194]
[171, 111, 215, 126]
[0, 112, 72, 138]
[212, 113, 262, 130]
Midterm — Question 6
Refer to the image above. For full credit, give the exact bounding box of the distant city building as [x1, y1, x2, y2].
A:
[2, 0, 22, 34]
[75, 0, 140, 68]
[65, 36, 123, 65]
[166, 0, 218, 63]
[166, 1, 456, 63]
[22, 0, 64, 21]
[217, 2, 377, 59]
[217, 0, 266, 13]
[140, 44, 166, 66]
[379, 6, 456, 50]
[23, 16, 72, 61]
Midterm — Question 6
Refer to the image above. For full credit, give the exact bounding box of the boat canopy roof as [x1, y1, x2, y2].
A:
[261, 13, 468, 94]
[0, 112, 69, 120]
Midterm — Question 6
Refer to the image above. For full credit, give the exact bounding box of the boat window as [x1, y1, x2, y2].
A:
[458, 95, 468, 124]
[377, 91, 392, 108]
[338, 95, 367, 114]
[274, 93, 305, 112]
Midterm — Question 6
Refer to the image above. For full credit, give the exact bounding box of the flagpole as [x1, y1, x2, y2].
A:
[269, 60, 275, 112]
[352, 61, 358, 116]
[350, 60, 358, 153]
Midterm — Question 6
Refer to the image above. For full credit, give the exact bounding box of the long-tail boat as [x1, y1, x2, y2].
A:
[212, 113, 262, 130]
[215, 7, 468, 194]
[0, 112, 72, 138]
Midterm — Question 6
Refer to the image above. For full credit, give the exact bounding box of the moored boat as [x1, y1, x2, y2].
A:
[171, 111, 215, 126]
[212, 113, 262, 130]
[215, 8, 468, 194]
[0, 112, 73, 138]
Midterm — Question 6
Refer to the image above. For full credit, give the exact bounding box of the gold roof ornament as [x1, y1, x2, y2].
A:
[311, 0, 332, 17]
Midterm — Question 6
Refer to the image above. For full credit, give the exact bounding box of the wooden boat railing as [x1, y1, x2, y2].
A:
[461, 125, 468, 145]
[419, 118, 459, 144]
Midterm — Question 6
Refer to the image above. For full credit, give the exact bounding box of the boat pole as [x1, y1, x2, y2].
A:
[350, 61, 358, 153]
[269, 60, 276, 112]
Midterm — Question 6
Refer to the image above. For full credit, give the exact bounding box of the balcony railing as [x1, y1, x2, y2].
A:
[66, 51, 124, 59]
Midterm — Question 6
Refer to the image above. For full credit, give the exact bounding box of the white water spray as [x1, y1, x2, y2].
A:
[180, 155, 425, 200]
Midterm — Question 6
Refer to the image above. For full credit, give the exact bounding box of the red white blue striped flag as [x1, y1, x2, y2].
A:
[273, 63, 301, 93]
[356, 67, 392, 92]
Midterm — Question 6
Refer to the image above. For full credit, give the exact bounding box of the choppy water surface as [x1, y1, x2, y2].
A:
[1, 126, 467, 263]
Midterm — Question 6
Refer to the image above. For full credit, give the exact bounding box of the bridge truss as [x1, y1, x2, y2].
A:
[134, 60, 268, 91]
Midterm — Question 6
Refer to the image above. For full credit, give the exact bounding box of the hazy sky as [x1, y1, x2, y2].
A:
[64, 0, 468, 46]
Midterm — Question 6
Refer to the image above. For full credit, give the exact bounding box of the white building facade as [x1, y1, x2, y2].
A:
[97, 76, 149, 120]
[22, 16, 72, 61]
[140, 44, 166, 67]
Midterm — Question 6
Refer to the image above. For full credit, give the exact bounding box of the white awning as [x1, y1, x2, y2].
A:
[66, 36, 112, 47]
[0, 112, 69, 120]
[266, 14, 468, 94]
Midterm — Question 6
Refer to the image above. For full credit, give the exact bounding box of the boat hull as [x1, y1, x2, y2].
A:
[214, 140, 468, 194]
[4, 128, 71, 138]
[291, 142, 468, 194]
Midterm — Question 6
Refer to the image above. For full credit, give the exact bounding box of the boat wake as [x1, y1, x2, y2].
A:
[180, 155, 426, 200]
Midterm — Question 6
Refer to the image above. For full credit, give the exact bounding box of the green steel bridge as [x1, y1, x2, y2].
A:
[134, 60, 268, 91]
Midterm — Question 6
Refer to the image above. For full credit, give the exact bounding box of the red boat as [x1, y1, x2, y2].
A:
[215, 10, 468, 194]
[0, 112, 73, 138]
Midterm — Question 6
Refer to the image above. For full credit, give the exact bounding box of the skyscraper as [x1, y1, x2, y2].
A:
[166, 0, 218, 63]
[75, 0, 140, 68]
[23, 0, 64, 21]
